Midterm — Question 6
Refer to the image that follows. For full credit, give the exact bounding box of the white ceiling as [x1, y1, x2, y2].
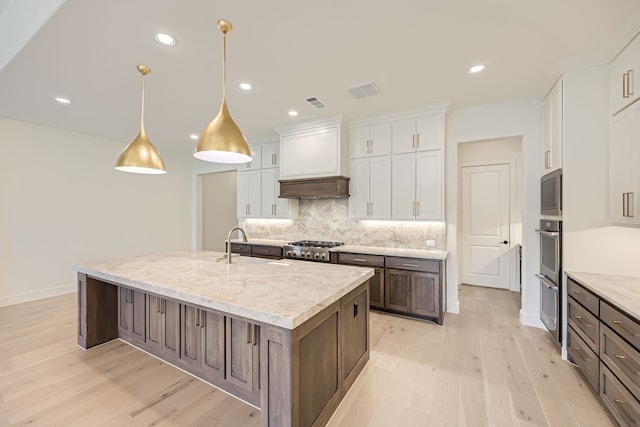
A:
[1, 0, 640, 156]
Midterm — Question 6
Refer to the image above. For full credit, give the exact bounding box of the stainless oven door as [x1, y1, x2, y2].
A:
[538, 229, 560, 285]
[537, 274, 559, 341]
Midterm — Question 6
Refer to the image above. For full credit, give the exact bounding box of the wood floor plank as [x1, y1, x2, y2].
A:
[0, 287, 618, 427]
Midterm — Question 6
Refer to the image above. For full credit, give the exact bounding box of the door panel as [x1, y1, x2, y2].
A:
[147, 295, 161, 349]
[461, 164, 511, 289]
[226, 317, 253, 393]
[384, 269, 410, 313]
[391, 153, 416, 219]
[180, 304, 201, 368]
[370, 156, 392, 219]
[202, 309, 225, 381]
[162, 299, 180, 358]
[411, 272, 439, 317]
[131, 290, 146, 342]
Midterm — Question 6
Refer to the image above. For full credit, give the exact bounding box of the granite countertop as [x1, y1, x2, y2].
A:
[73, 251, 373, 330]
[230, 239, 448, 260]
[566, 271, 640, 319]
[331, 245, 448, 260]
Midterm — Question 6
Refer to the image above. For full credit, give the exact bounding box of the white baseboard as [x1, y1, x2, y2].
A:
[520, 309, 545, 329]
[0, 284, 76, 307]
[447, 299, 460, 314]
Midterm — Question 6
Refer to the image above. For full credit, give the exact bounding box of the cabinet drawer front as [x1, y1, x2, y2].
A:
[230, 243, 252, 255]
[385, 257, 439, 273]
[567, 277, 599, 316]
[337, 252, 385, 268]
[601, 301, 640, 350]
[602, 324, 640, 398]
[251, 245, 282, 258]
[568, 296, 599, 352]
[601, 363, 640, 427]
[567, 326, 599, 392]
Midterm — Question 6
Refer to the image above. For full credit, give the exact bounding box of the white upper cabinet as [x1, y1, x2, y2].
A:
[260, 141, 279, 169]
[349, 123, 392, 158]
[392, 113, 444, 154]
[542, 79, 563, 173]
[610, 35, 640, 116]
[239, 144, 262, 170]
[391, 151, 443, 221]
[237, 170, 261, 218]
[277, 116, 347, 180]
[261, 168, 298, 219]
[610, 101, 640, 225]
[349, 157, 391, 219]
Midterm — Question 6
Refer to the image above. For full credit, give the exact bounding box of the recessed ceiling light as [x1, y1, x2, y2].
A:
[54, 96, 71, 105]
[238, 82, 253, 91]
[288, 110, 298, 117]
[155, 33, 176, 46]
[189, 134, 199, 141]
[468, 64, 485, 74]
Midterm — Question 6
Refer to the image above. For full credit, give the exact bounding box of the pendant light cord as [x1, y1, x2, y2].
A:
[222, 31, 227, 101]
[140, 74, 146, 132]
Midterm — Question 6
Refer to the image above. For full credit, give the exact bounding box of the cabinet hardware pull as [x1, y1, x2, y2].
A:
[623, 193, 628, 217]
[411, 134, 415, 149]
[402, 263, 420, 268]
[613, 398, 636, 426]
[354, 302, 359, 317]
[272, 204, 276, 216]
[545, 150, 551, 169]
[253, 324, 259, 346]
[612, 319, 640, 336]
[247, 322, 252, 344]
[615, 354, 627, 359]
[201, 309, 205, 328]
[272, 153, 276, 165]
[615, 354, 639, 375]
[353, 258, 368, 262]
[623, 72, 630, 98]
[628, 69, 634, 97]
[573, 347, 582, 351]
[629, 192, 635, 218]
[573, 315, 591, 328]
[156, 297, 160, 314]
[162, 298, 166, 314]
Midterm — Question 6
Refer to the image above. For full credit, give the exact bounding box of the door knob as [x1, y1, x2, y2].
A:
[501, 240, 508, 245]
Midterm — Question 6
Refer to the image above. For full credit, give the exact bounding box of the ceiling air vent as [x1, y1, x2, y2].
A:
[347, 81, 380, 99]
[305, 96, 326, 109]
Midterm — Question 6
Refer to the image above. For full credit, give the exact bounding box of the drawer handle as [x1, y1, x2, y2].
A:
[614, 354, 639, 375]
[572, 346, 591, 362]
[402, 263, 420, 268]
[612, 320, 640, 337]
[353, 259, 368, 262]
[573, 315, 592, 328]
[613, 398, 637, 426]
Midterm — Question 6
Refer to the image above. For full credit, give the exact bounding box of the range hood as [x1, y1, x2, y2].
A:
[279, 176, 350, 199]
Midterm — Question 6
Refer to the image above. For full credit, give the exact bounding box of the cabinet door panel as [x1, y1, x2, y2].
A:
[369, 268, 385, 309]
[415, 115, 443, 151]
[349, 158, 370, 219]
[260, 141, 279, 168]
[343, 288, 368, 378]
[370, 156, 392, 219]
[162, 299, 181, 358]
[416, 151, 442, 220]
[410, 272, 439, 318]
[131, 290, 146, 342]
[385, 269, 411, 313]
[350, 126, 371, 159]
[202, 310, 225, 381]
[146, 295, 161, 349]
[180, 305, 201, 369]
[118, 287, 129, 333]
[261, 168, 277, 218]
[391, 119, 416, 154]
[247, 170, 262, 218]
[391, 153, 417, 219]
[226, 317, 253, 393]
[369, 123, 392, 156]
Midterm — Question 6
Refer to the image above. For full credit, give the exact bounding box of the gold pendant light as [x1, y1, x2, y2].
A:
[194, 19, 252, 164]
[115, 65, 167, 174]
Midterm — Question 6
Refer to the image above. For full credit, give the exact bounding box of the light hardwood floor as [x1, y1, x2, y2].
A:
[0, 286, 615, 427]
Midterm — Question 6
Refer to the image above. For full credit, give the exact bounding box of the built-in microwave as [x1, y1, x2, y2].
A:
[541, 168, 562, 217]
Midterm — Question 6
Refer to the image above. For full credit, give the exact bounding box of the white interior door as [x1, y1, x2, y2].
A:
[461, 164, 510, 289]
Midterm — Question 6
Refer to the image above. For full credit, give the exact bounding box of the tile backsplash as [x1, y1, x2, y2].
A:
[241, 199, 446, 250]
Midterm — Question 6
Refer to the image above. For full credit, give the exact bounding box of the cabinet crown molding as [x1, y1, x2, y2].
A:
[349, 103, 449, 128]
[274, 115, 343, 136]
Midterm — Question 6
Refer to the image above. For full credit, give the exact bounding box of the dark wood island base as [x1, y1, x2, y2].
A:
[77, 273, 370, 427]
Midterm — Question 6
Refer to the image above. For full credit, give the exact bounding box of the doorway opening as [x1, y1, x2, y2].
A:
[196, 170, 238, 252]
[458, 136, 523, 292]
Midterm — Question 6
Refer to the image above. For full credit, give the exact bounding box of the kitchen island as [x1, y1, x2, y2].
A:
[72, 251, 374, 427]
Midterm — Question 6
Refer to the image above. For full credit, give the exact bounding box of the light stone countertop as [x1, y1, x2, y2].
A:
[566, 271, 640, 319]
[73, 251, 373, 330]
[331, 244, 448, 260]
[229, 238, 290, 246]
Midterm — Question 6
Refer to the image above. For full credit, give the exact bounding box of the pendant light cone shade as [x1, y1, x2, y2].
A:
[115, 66, 167, 174]
[194, 19, 252, 164]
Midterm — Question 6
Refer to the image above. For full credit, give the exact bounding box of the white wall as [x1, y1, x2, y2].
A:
[0, 117, 192, 306]
[447, 98, 542, 325]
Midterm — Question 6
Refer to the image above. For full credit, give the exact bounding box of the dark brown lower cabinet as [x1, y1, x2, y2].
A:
[369, 268, 385, 309]
[341, 286, 369, 391]
[147, 295, 180, 358]
[385, 269, 411, 313]
[118, 287, 146, 342]
[226, 316, 260, 396]
[410, 271, 440, 318]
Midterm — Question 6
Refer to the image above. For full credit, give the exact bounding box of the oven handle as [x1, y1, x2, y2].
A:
[535, 274, 559, 291]
[535, 229, 559, 237]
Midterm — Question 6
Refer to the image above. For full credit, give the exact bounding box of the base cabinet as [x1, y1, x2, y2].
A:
[385, 269, 411, 313]
[118, 287, 146, 343]
[147, 295, 180, 358]
[369, 268, 385, 309]
[410, 272, 440, 318]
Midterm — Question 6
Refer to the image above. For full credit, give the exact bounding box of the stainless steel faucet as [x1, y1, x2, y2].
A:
[226, 227, 248, 264]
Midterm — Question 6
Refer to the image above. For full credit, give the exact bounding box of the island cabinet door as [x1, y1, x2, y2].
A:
[410, 272, 440, 318]
[118, 287, 146, 342]
[342, 286, 369, 386]
[180, 304, 202, 370]
[369, 268, 385, 309]
[146, 295, 162, 351]
[201, 309, 225, 383]
[226, 316, 255, 394]
[147, 295, 180, 358]
[384, 269, 411, 313]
